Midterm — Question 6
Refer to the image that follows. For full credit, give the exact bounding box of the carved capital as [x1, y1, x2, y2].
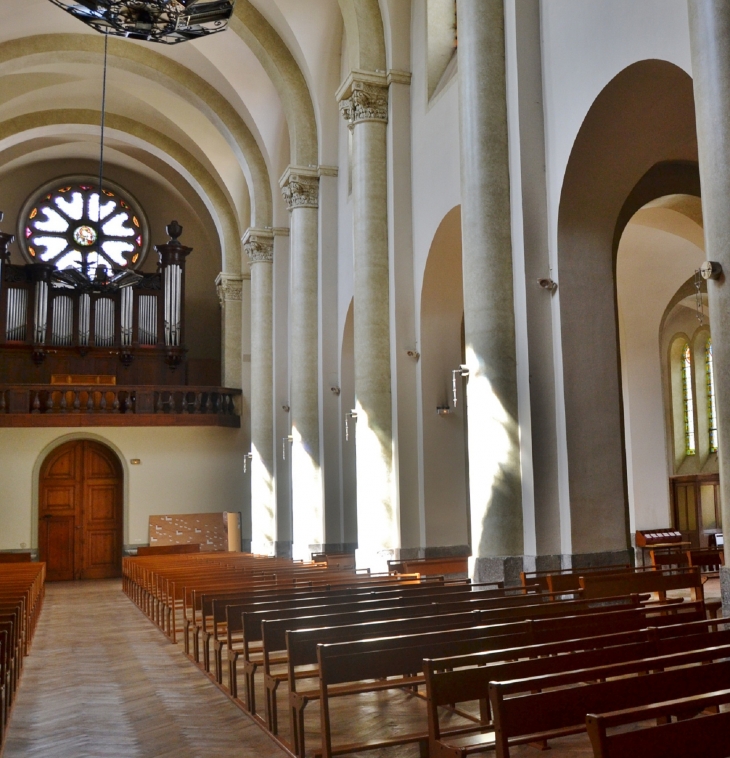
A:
[242, 229, 274, 265]
[215, 273, 243, 305]
[339, 81, 389, 125]
[280, 171, 319, 210]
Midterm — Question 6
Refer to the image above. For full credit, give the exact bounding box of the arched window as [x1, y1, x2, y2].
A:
[682, 343, 696, 456]
[706, 338, 718, 453]
[18, 176, 150, 278]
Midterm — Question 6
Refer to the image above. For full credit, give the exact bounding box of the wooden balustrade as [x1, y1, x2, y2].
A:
[0, 385, 241, 427]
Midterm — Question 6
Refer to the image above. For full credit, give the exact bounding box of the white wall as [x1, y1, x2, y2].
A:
[617, 222, 704, 531]
[0, 426, 246, 550]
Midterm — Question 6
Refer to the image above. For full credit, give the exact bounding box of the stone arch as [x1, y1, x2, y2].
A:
[232, 1, 318, 166]
[557, 59, 698, 557]
[0, 34, 273, 230]
[0, 110, 242, 273]
[419, 205, 469, 553]
[337, 0, 387, 72]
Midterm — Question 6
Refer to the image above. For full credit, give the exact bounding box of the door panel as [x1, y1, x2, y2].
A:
[41, 517, 75, 581]
[671, 474, 721, 549]
[40, 440, 122, 580]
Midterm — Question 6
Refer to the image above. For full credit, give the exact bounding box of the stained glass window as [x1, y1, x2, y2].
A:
[18, 178, 148, 278]
[682, 343, 696, 456]
[707, 339, 718, 453]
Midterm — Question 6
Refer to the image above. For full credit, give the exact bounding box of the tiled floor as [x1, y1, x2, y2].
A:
[3, 579, 723, 758]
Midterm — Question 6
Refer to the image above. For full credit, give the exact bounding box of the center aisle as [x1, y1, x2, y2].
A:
[2, 580, 287, 758]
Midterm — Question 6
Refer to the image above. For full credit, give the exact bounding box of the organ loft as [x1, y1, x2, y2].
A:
[1, 1, 730, 757]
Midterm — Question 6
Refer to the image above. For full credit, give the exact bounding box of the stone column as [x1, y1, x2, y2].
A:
[280, 168, 323, 561]
[242, 230, 275, 555]
[688, 0, 730, 611]
[457, 0, 523, 583]
[215, 272, 243, 389]
[338, 73, 396, 572]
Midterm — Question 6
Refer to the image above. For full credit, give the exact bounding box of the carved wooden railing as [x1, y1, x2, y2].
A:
[0, 385, 241, 427]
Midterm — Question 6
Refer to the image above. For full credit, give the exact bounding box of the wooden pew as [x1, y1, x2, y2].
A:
[388, 556, 469, 577]
[310, 602, 702, 758]
[579, 566, 705, 602]
[686, 547, 725, 572]
[586, 689, 730, 758]
[219, 581, 504, 690]
[136, 543, 202, 556]
[424, 614, 726, 757]
[0, 553, 32, 563]
[488, 644, 730, 757]
[520, 564, 631, 594]
[240, 589, 625, 719]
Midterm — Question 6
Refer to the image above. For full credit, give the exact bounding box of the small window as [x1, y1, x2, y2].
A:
[682, 343, 696, 456]
[706, 338, 718, 453]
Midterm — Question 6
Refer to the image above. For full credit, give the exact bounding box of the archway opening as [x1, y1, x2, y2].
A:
[39, 439, 123, 581]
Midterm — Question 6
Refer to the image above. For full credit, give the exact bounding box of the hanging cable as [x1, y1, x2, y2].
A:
[97, 31, 109, 219]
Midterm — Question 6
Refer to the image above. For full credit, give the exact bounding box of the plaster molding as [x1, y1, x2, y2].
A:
[318, 165, 339, 178]
[242, 228, 274, 264]
[279, 167, 320, 210]
[215, 272, 244, 303]
[387, 70, 412, 86]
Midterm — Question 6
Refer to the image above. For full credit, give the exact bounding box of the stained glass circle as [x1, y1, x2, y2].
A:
[18, 176, 150, 276]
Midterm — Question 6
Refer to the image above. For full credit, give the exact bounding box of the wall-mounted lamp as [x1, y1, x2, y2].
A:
[130, 459, 141, 465]
[345, 410, 358, 442]
[243, 452, 253, 473]
[406, 350, 420, 361]
[282, 404, 290, 413]
[282, 436, 293, 460]
[701, 261, 723, 280]
[537, 278, 558, 292]
[452, 365, 470, 407]
[436, 405, 453, 416]
[330, 386, 341, 396]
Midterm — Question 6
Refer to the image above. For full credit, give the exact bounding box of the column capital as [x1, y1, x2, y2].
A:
[242, 227, 274, 265]
[279, 166, 320, 211]
[215, 272, 244, 305]
[337, 70, 389, 125]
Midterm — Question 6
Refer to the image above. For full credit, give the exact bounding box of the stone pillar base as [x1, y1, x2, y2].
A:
[275, 541, 292, 559]
[471, 556, 529, 586]
[720, 565, 730, 617]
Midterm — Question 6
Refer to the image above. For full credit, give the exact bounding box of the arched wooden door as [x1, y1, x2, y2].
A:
[39, 440, 123, 581]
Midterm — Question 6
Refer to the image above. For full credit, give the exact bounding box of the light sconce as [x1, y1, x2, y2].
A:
[282, 404, 290, 413]
[436, 405, 453, 416]
[345, 410, 358, 441]
[330, 386, 341, 396]
[452, 364, 469, 407]
[406, 350, 420, 361]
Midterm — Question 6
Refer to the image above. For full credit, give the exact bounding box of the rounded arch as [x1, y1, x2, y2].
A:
[31, 432, 130, 551]
[232, 1, 318, 167]
[419, 205, 469, 553]
[0, 110, 242, 272]
[0, 34, 273, 230]
[557, 59, 698, 555]
[337, 0, 387, 72]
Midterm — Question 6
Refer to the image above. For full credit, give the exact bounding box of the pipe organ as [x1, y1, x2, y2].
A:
[0, 221, 192, 385]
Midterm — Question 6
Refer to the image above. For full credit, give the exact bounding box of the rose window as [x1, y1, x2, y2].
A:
[18, 177, 150, 277]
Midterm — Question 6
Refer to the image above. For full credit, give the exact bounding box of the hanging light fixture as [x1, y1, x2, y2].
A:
[47, 0, 235, 44]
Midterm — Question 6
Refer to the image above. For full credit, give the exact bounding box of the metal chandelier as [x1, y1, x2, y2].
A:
[47, 0, 235, 44]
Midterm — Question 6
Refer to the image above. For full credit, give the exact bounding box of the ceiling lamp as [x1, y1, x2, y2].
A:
[48, 0, 236, 44]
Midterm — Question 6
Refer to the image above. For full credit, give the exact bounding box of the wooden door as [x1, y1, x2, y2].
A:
[670, 474, 722, 549]
[39, 441, 123, 581]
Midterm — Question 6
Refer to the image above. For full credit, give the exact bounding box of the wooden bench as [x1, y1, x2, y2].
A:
[520, 564, 631, 594]
[586, 688, 730, 758]
[487, 641, 730, 757]
[0, 553, 32, 563]
[424, 613, 725, 757]
[310, 602, 702, 758]
[389, 556, 469, 577]
[579, 566, 705, 602]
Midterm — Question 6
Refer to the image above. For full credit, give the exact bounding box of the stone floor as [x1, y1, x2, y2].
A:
[3, 579, 723, 758]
